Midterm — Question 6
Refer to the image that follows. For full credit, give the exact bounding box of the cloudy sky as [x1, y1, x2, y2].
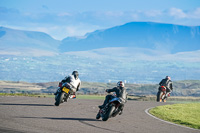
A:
[0, 0, 200, 40]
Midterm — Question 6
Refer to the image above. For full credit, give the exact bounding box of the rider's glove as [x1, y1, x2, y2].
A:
[106, 89, 110, 93]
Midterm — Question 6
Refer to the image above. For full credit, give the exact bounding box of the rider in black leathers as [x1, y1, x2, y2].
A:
[98, 81, 127, 115]
[159, 76, 173, 98]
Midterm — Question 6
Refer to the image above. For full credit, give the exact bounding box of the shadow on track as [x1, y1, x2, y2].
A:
[0, 128, 25, 133]
[19, 116, 99, 121]
[0, 103, 54, 106]
[19, 116, 125, 133]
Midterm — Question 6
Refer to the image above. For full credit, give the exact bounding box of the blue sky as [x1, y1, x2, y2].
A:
[0, 0, 200, 40]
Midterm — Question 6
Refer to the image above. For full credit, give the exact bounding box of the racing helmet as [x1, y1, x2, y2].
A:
[72, 71, 79, 80]
[117, 81, 124, 87]
[166, 76, 171, 80]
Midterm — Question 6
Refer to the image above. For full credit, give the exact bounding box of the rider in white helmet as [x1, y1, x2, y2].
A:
[54, 71, 81, 97]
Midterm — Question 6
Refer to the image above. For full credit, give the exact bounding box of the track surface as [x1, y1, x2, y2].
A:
[0, 96, 199, 133]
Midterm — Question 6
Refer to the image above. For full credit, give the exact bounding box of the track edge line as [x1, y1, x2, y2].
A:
[145, 107, 200, 131]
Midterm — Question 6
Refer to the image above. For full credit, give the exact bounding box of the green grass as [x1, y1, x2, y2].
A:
[149, 103, 200, 129]
[1, 93, 200, 102]
[0, 93, 106, 100]
[0, 93, 37, 97]
[36, 94, 106, 99]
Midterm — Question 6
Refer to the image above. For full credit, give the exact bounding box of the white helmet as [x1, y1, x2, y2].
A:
[117, 81, 124, 87]
[166, 76, 171, 80]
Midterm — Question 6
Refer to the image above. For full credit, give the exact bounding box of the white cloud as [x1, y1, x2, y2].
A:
[63, 24, 100, 37]
[35, 24, 100, 40]
[169, 8, 187, 18]
[104, 11, 124, 17]
[144, 10, 162, 17]
[130, 12, 139, 20]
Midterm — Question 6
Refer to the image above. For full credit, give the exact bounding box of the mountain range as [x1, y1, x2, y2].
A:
[1, 22, 200, 55]
[0, 26, 60, 56]
[0, 22, 200, 83]
[60, 22, 200, 53]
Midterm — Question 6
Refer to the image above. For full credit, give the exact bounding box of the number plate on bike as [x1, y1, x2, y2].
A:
[62, 87, 70, 93]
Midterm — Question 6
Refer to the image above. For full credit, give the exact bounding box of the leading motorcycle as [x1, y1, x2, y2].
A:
[96, 96, 123, 121]
[54, 82, 75, 106]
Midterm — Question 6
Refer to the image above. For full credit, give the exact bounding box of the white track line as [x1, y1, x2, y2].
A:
[145, 107, 200, 131]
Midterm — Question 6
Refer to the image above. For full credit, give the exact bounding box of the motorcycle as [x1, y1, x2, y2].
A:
[96, 96, 123, 121]
[156, 86, 167, 102]
[54, 82, 76, 106]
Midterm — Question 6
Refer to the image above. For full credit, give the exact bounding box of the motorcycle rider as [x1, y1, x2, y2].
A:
[54, 71, 81, 98]
[98, 81, 127, 115]
[159, 76, 173, 98]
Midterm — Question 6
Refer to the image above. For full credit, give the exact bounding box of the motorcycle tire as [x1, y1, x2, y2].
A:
[112, 109, 120, 117]
[55, 92, 65, 106]
[96, 112, 101, 120]
[64, 93, 70, 102]
[102, 105, 115, 121]
[156, 91, 161, 102]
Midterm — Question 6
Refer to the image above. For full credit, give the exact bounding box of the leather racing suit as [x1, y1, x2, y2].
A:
[99, 86, 127, 114]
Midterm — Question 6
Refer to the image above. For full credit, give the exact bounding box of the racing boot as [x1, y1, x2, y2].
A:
[70, 92, 76, 99]
[98, 100, 107, 109]
[98, 105, 104, 109]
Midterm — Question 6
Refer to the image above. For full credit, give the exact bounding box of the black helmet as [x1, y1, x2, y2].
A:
[117, 81, 124, 87]
[72, 71, 79, 79]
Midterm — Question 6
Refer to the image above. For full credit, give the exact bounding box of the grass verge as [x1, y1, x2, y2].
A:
[0, 93, 105, 100]
[149, 103, 200, 129]
[0, 93, 38, 97]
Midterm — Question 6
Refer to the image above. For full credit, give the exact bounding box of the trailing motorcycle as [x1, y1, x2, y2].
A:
[156, 86, 167, 102]
[96, 96, 123, 121]
[54, 82, 75, 106]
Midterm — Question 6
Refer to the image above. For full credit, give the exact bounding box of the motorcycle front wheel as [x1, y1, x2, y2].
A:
[102, 105, 115, 121]
[96, 112, 101, 120]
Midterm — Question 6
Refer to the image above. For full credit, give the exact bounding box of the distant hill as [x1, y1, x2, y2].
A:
[1, 80, 200, 97]
[60, 22, 200, 53]
[0, 27, 60, 56]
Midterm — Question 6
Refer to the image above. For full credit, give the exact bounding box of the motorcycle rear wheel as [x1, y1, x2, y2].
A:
[55, 92, 65, 106]
[156, 92, 161, 102]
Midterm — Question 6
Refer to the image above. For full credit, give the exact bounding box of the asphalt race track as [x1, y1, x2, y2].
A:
[0, 96, 199, 133]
